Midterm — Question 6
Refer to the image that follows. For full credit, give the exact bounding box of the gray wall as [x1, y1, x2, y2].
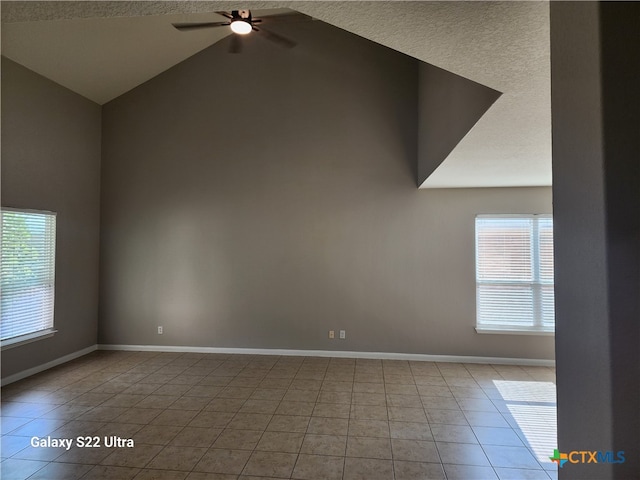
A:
[1, 57, 102, 378]
[551, 2, 639, 478]
[100, 21, 554, 360]
[418, 63, 501, 186]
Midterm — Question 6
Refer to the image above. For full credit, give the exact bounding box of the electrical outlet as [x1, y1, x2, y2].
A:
[158, 326, 163, 334]
[328, 330, 335, 339]
[339, 330, 346, 339]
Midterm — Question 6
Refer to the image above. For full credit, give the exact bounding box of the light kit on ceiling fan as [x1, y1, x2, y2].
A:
[230, 20, 252, 35]
[230, 10, 252, 35]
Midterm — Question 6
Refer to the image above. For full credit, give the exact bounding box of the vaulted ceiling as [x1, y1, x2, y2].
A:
[1, 1, 551, 188]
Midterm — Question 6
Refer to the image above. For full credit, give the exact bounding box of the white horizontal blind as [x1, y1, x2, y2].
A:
[537, 217, 555, 329]
[1, 209, 56, 342]
[476, 215, 554, 332]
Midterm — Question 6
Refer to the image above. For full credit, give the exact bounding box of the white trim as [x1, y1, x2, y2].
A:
[2, 206, 57, 216]
[1, 329, 58, 350]
[1, 344, 98, 386]
[475, 213, 552, 219]
[98, 344, 555, 367]
[475, 327, 555, 337]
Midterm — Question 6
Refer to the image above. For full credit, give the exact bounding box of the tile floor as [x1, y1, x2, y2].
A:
[1, 351, 558, 479]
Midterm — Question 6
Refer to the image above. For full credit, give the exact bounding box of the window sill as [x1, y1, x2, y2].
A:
[475, 327, 554, 336]
[0, 329, 58, 350]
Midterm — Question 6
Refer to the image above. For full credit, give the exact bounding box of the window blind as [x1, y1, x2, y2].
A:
[1, 209, 57, 342]
[475, 215, 554, 332]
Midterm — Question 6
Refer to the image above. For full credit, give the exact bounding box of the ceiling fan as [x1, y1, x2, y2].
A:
[172, 10, 309, 53]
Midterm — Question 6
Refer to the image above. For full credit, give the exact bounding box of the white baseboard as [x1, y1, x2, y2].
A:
[1, 344, 553, 386]
[1, 344, 98, 386]
[98, 344, 555, 367]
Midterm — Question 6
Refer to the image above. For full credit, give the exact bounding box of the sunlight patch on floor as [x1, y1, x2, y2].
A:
[493, 379, 557, 465]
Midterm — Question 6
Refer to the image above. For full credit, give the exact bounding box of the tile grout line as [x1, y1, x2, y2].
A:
[2, 351, 557, 480]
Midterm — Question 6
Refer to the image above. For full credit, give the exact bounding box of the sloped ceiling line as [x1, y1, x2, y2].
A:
[1, 1, 551, 188]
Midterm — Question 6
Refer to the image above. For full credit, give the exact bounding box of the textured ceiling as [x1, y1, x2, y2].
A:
[1, 1, 551, 188]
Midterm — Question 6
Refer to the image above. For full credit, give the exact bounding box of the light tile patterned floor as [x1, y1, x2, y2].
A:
[0, 351, 558, 479]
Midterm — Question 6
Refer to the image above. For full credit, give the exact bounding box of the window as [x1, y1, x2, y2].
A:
[475, 215, 554, 334]
[1, 209, 57, 347]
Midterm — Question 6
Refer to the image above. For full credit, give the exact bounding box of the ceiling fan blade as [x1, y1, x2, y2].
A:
[215, 11, 234, 20]
[260, 12, 313, 23]
[256, 26, 297, 49]
[173, 21, 229, 31]
[229, 35, 242, 54]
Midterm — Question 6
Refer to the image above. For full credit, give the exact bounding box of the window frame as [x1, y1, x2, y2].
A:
[474, 214, 555, 336]
[1, 207, 58, 349]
